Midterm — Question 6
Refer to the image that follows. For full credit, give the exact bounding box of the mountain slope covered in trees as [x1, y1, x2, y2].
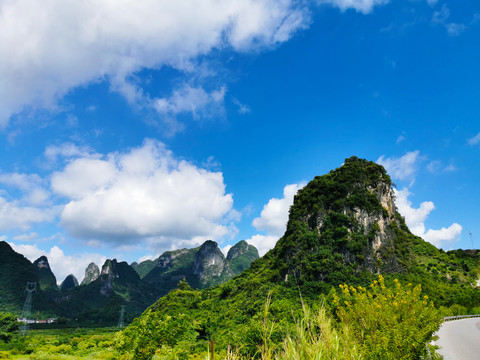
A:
[118, 157, 480, 358]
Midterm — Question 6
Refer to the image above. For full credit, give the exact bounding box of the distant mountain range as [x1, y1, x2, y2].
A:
[0, 240, 258, 325]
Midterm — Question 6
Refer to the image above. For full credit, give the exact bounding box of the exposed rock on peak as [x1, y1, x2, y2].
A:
[60, 274, 78, 292]
[193, 240, 225, 286]
[33, 255, 58, 294]
[34, 255, 51, 270]
[272, 156, 408, 283]
[143, 240, 259, 293]
[98, 259, 141, 296]
[81, 262, 100, 285]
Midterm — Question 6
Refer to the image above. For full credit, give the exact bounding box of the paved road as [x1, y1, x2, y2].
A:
[433, 318, 480, 360]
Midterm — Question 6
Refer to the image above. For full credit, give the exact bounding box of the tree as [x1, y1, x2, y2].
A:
[0, 312, 19, 343]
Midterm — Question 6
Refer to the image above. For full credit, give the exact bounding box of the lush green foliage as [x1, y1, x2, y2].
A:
[333, 275, 441, 360]
[0, 313, 18, 343]
[0, 242, 59, 316]
[131, 259, 157, 279]
[0, 327, 118, 359]
[114, 276, 443, 359]
[114, 157, 478, 359]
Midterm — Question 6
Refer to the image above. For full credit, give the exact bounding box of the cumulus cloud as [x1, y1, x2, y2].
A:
[377, 150, 420, 183]
[9, 242, 106, 285]
[0, 0, 390, 129]
[394, 188, 462, 247]
[247, 183, 304, 255]
[0, 0, 312, 127]
[468, 132, 480, 146]
[51, 139, 237, 249]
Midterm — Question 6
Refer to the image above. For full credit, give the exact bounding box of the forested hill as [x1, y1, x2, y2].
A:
[119, 156, 480, 358]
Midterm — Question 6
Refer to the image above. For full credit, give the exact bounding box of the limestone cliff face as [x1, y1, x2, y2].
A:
[81, 262, 100, 285]
[193, 240, 226, 286]
[99, 259, 141, 296]
[60, 274, 78, 292]
[274, 156, 410, 281]
[143, 240, 259, 292]
[304, 178, 402, 270]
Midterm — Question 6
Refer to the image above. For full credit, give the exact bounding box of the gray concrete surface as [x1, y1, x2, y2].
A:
[433, 318, 480, 360]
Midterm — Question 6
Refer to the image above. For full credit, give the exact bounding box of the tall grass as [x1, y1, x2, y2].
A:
[277, 305, 362, 360]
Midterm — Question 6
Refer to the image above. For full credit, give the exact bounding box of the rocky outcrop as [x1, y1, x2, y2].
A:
[143, 240, 259, 293]
[99, 259, 141, 296]
[273, 156, 411, 280]
[81, 262, 100, 285]
[33, 256, 58, 294]
[193, 240, 226, 285]
[60, 274, 78, 292]
[223, 241, 259, 278]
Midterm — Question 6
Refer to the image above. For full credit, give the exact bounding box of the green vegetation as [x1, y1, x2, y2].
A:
[333, 276, 441, 360]
[114, 157, 479, 359]
[0, 243, 59, 317]
[0, 313, 18, 344]
[0, 327, 118, 359]
[132, 259, 157, 279]
[2, 157, 479, 359]
[115, 276, 442, 359]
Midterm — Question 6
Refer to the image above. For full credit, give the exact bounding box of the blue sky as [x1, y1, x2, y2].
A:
[1, 0, 479, 283]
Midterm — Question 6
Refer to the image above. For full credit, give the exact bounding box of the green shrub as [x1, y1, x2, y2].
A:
[333, 275, 442, 360]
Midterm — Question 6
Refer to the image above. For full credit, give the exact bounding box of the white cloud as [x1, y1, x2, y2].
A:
[427, 0, 438, 5]
[245, 234, 280, 257]
[468, 132, 480, 146]
[394, 188, 462, 247]
[0, 196, 58, 231]
[422, 224, 462, 246]
[153, 84, 227, 134]
[232, 97, 251, 114]
[426, 160, 456, 174]
[137, 254, 157, 263]
[51, 158, 117, 199]
[9, 242, 106, 285]
[0, 171, 52, 206]
[247, 183, 305, 255]
[13, 232, 38, 242]
[0, 0, 390, 129]
[221, 244, 233, 257]
[0, 0, 312, 127]
[51, 139, 237, 249]
[377, 150, 420, 183]
[319, 0, 389, 14]
[432, 5, 466, 37]
[44, 143, 99, 163]
[252, 184, 303, 236]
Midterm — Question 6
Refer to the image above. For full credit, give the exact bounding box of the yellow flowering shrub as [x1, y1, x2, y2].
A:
[333, 276, 441, 360]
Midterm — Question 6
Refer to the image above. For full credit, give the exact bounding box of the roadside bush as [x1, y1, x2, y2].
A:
[333, 275, 442, 360]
